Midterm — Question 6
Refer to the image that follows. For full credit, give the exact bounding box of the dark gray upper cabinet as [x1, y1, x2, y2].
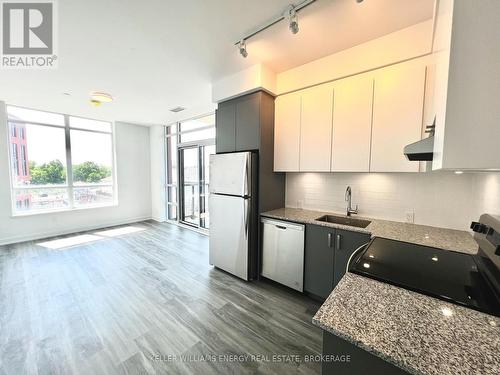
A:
[304, 224, 371, 300]
[235, 94, 260, 151]
[333, 228, 371, 287]
[215, 101, 236, 153]
[215, 91, 273, 153]
[304, 224, 335, 299]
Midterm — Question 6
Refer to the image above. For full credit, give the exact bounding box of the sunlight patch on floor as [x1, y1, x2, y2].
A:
[37, 226, 147, 250]
[94, 226, 146, 237]
[37, 234, 103, 250]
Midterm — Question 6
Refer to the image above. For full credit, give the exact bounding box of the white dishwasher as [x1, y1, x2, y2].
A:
[261, 218, 305, 292]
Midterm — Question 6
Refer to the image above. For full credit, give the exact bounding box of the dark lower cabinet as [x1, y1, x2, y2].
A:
[304, 224, 335, 299]
[333, 229, 370, 286]
[322, 331, 409, 375]
[304, 224, 371, 300]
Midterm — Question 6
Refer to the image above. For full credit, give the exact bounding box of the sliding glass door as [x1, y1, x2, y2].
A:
[180, 147, 200, 226]
[167, 113, 216, 231]
[179, 145, 216, 228]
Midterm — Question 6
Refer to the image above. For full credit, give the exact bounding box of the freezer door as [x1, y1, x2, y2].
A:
[209, 194, 250, 280]
[209, 152, 253, 197]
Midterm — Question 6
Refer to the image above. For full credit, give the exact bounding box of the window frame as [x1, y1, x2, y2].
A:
[164, 124, 178, 222]
[6, 105, 117, 216]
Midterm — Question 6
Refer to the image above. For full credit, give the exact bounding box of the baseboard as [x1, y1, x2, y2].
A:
[151, 215, 166, 223]
[0, 216, 152, 246]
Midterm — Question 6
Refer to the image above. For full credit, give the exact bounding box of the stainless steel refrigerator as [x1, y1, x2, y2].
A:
[209, 151, 258, 281]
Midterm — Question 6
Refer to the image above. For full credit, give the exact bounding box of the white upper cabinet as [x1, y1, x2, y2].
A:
[273, 60, 429, 173]
[274, 92, 301, 171]
[299, 84, 334, 172]
[331, 75, 374, 172]
[370, 63, 426, 172]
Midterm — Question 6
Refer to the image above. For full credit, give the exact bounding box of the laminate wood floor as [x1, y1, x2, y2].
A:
[0, 221, 322, 375]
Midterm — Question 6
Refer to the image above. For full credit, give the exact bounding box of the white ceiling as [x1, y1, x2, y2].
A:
[0, 0, 434, 126]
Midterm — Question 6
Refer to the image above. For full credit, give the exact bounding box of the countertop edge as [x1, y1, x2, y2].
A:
[261, 208, 477, 254]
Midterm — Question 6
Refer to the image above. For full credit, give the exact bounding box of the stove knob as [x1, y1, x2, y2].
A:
[470, 222, 488, 233]
[471, 222, 482, 232]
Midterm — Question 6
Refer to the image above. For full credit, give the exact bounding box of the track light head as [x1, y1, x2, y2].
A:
[238, 39, 248, 58]
[286, 5, 299, 34]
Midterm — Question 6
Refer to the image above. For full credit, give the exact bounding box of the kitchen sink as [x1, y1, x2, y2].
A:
[315, 215, 371, 229]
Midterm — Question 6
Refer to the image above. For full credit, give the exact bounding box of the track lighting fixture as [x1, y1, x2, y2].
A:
[286, 5, 299, 34]
[235, 0, 318, 58]
[238, 39, 248, 58]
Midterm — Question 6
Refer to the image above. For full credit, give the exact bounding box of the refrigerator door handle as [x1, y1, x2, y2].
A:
[244, 198, 249, 238]
[243, 154, 249, 197]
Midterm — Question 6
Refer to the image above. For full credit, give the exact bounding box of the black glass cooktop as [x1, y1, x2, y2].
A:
[350, 237, 500, 317]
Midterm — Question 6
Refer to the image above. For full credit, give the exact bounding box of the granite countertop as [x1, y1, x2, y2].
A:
[313, 273, 500, 375]
[261, 207, 478, 254]
[262, 207, 499, 374]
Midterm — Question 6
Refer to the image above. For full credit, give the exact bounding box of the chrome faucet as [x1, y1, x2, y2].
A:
[345, 186, 358, 217]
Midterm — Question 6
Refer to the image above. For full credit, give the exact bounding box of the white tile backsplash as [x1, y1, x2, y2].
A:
[286, 172, 500, 230]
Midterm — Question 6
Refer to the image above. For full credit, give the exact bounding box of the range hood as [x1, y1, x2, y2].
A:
[404, 119, 435, 161]
[404, 136, 434, 161]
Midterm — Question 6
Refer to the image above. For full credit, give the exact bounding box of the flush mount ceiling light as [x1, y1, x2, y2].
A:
[90, 92, 113, 106]
[238, 40, 248, 58]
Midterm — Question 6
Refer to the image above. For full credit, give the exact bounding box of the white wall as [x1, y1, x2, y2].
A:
[150, 125, 166, 222]
[286, 172, 500, 231]
[0, 102, 152, 245]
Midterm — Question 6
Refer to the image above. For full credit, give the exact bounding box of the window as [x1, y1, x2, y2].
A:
[179, 114, 216, 143]
[70, 117, 114, 207]
[6, 106, 116, 215]
[165, 113, 215, 230]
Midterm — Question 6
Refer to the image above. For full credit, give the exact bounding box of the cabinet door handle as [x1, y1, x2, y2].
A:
[327, 233, 333, 248]
[335, 234, 342, 250]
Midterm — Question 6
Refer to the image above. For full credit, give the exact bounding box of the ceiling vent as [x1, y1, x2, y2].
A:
[169, 106, 186, 113]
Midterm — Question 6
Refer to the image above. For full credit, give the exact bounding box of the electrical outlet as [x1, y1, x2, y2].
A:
[405, 211, 415, 224]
